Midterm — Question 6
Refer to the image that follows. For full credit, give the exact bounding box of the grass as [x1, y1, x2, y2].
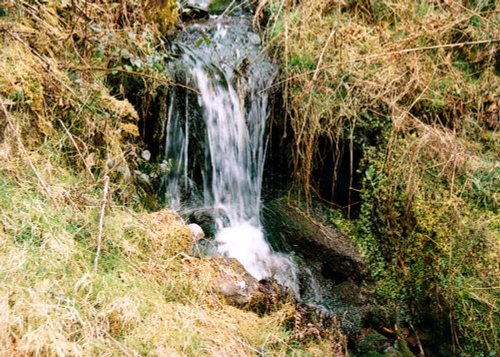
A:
[0, 118, 346, 355]
[260, 0, 498, 201]
[260, 0, 499, 353]
[0, 184, 348, 356]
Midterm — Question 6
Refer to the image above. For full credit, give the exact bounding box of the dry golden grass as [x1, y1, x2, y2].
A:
[0, 190, 345, 355]
[259, 0, 499, 205]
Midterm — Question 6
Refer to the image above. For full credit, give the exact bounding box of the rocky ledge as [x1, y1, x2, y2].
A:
[263, 198, 369, 284]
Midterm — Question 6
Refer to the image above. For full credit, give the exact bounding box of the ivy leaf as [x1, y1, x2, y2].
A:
[470, 15, 481, 27]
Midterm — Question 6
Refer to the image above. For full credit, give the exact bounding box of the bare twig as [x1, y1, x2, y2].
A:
[77, 66, 165, 81]
[105, 331, 139, 357]
[409, 322, 425, 357]
[297, 26, 336, 145]
[94, 175, 110, 273]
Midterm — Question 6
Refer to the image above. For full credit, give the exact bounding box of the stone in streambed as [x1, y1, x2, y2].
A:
[208, 258, 292, 313]
[188, 223, 205, 241]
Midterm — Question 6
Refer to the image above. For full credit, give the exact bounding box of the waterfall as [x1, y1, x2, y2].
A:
[163, 17, 298, 289]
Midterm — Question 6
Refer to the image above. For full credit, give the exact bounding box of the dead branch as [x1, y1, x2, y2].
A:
[58, 119, 95, 179]
[94, 175, 110, 273]
[76, 67, 201, 95]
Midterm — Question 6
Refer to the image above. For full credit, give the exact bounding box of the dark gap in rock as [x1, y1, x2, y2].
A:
[321, 263, 348, 284]
[313, 137, 363, 218]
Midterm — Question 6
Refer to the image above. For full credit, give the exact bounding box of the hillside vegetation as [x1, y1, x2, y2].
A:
[1, 0, 498, 355]
[260, 0, 498, 354]
[0, 1, 346, 355]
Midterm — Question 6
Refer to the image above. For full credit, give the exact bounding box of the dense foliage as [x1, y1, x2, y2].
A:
[262, 0, 498, 353]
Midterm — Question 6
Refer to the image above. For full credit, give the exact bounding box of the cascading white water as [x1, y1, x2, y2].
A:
[163, 18, 298, 290]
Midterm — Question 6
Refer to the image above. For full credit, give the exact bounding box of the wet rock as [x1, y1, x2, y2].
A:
[181, 0, 211, 12]
[356, 329, 392, 356]
[180, 5, 209, 21]
[332, 280, 366, 306]
[210, 258, 291, 312]
[263, 198, 369, 284]
[188, 223, 205, 241]
[384, 346, 407, 357]
[212, 258, 260, 305]
[188, 208, 228, 238]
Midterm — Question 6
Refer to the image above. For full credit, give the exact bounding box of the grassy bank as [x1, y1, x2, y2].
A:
[261, 0, 498, 353]
[0, 1, 347, 355]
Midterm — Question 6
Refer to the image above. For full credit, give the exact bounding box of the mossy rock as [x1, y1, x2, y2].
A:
[263, 198, 369, 283]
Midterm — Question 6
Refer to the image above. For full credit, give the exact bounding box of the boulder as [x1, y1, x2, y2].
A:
[210, 258, 260, 306]
[207, 258, 292, 313]
[188, 208, 228, 238]
[187, 223, 205, 242]
[263, 198, 369, 284]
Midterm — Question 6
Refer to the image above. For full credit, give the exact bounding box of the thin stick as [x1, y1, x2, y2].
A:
[77, 67, 201, 95]
[296, 26, 336, 146]
[409, 322, 425, 357]
[77, 66, 164, 81]
[105, 331, 139, 357]
[94, 175, 110, 273]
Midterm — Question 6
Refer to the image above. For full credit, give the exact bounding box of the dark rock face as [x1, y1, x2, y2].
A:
[263, 198, 369, 284]
[262, 198, 372, 340]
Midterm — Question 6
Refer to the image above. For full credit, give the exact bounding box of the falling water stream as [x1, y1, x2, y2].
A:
[163, 15, 299, 291]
